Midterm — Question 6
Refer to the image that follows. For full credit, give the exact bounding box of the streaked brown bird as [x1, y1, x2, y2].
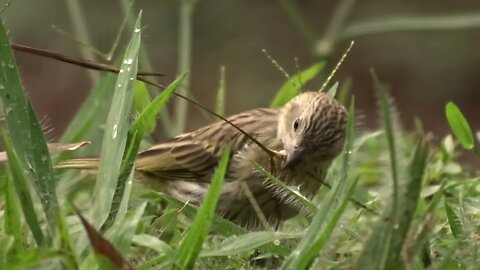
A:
[60, 91, 347, 226]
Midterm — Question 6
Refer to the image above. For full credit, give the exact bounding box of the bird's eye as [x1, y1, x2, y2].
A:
[293, 119, 299, 132]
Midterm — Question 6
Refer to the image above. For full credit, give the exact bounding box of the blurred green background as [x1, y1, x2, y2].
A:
[3, 1, 480, 156]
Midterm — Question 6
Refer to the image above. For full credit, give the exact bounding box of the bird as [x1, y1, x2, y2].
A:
[59, 91, 348, 226]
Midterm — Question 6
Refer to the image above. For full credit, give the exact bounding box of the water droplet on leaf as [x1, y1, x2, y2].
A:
[112, 124, 118, 139]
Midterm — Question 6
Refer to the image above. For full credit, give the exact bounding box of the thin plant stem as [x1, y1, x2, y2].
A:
[174, 0, 196, 134]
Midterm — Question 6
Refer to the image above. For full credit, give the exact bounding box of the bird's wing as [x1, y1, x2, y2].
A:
[135, 108, 279, 182]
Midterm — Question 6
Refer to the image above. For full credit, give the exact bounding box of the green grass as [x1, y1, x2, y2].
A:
[0, 10, 480, 270]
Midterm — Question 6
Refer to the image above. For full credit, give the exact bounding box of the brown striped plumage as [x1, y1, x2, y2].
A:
[59, 91, 347, 226]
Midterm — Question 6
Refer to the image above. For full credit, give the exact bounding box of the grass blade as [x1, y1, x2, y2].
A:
[76, 208, 133, 270]
[0, 235, 13, 268]
[4, 173, 23, 255]
[386, 136, 430, 268]
[445, 102, 474, 149]
[90, 11, 142, 228]
[174, 146, 231, 270]
[200, 231, 299, 257]
[270, 62, 325, 107]
[104, 73, 184, 227]
[2, 131, 45, 246]
[0, 19, 58, 238]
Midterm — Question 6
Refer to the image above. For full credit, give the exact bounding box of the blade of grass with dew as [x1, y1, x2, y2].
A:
[4, 174, 23, 255]
[215, 66, 226, 116]
[104, 73, 185, 227]
[0, 20, 58, 239]
[174, 146, 231, 270]
[90, 12, 142, 229]
[2, 130, 44, 246]
[385, 136, 430, 268]
[281, 98, 356, 270]
[445, 102, 475, 150]
[200, 231, 299, 257]
[354, 71, 402, 269]
[270, 62, 325, 107]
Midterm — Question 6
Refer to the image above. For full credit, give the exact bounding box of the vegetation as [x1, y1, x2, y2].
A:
[0, 6, 480, 270]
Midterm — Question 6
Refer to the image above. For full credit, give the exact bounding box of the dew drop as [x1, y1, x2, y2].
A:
[112, 124, 118, 139]
[119, 69, 124, 73]
[118, 83, 122, 88]
[134, 28, 141, 33]
[393, 224, 399, 230]
[273, 240, 280, 246]
[123, 58, 133, 65]
[7, 62, 14, 68]
[0, 83, 4, 90]
[129, 77, 134, 81]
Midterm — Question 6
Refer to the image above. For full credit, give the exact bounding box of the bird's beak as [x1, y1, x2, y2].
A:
[281, 145, 304, 169]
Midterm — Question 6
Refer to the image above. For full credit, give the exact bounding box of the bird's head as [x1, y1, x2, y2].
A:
[277, 91, 348, 169]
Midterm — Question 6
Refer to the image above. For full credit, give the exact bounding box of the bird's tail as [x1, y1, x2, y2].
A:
[55, 158, 100, 170]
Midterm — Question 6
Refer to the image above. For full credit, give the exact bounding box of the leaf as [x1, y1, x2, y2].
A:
[90, 11, 142, 228]
[270, 62, 325, 107]
[105, 202, 147, 255]
[104, 73, 184, 227]
[444, 200, 465, 240]
[132, 234, 174, 256]
[445, 102, 474, 149]
[4, 173, 23, 256]
[0, 19, 58, 238]
[174, 146, 231, 270]
[2, 130, 45, 246]
[386, 136, 430, 268]
[353, 72, 400, 269]
[76, 209, 133, 270]
[200, 231, 299, 257]
[0, 234, 13, 268]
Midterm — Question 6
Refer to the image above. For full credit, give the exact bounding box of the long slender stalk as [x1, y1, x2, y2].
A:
[174, 0, 196, 134]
